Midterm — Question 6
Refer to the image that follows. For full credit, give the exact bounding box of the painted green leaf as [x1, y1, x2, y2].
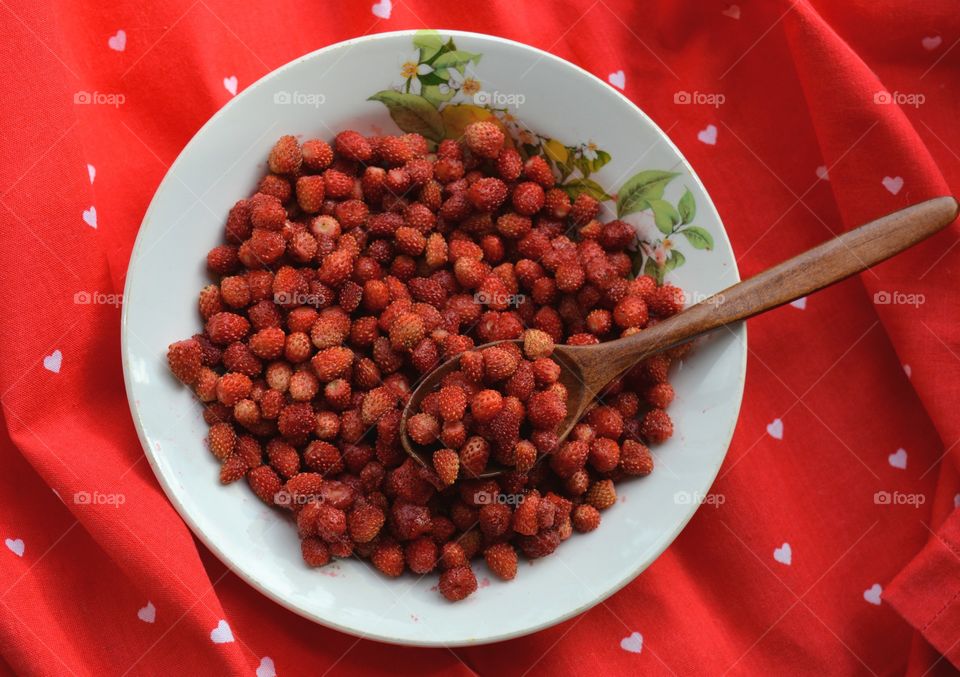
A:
[419, 70, 449, 85]
[422, 84, 456, 107]
[678, 187, 696, 224]
[560, 178, 613, 202]
[664, 249, 686, 273]
[414, 30, 444, 62]
[617, 170, 680, 217]
[544, 139, 569, 166]
[432, 50, 482, 73]
[368, 91, 445, 141]
[643, 256, 663, 283]
[649, 199, 680, 235]
[679, 226, 714, 250]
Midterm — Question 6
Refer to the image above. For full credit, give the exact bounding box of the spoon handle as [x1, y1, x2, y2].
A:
[593, 196, 958, 379]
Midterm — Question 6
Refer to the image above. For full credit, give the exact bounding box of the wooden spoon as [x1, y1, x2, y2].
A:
[400, 196, 958, 478]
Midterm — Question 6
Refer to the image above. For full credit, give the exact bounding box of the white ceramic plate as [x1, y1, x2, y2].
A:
[122, 30, 746, 646]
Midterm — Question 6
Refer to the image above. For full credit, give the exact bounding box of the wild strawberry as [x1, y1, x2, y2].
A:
[645, 382, 675, 409]
[267, 440, 300, 478]
[588, 406, 623, 439]
[570, 193, 600, 225]
[550, 440, 588, 478]
[394, 226, 426, 256]
[268, 135, 302, 174]
[585, 479, 617, 510]
[349, 503, 386, 543]
[301, 138, 333, 171]
[250, 194, 286, 230]
[219, 455, 248, 484]
[284, 332, 313, 363]
[208, 422, 236, 460]
[167, 339, 202, 385]
[648, 283, 685, 317]
[311, 346, 353, 381]
[514, 440, 537, 473]
[495, 147, 523, 181]
[460, 436, 491, 477]
[531, 358, 560, 387]
[206, 312, 250, 345]
[296, 175, 326, 213]
[470, 389, 503, 423]
[641, 408, 674, 444]
[431, 449, 459, 486]
[523, 156, 554, 187]
[585, 309, 612, 336]
[323, 168, 355, 199]
[388, 312, 425, 351]
[440, 542, 468, 569]
[216, 372, 252, 406]
[613, 295, 649, 329]
[439, 565, 477, 601]
[301, 537, 331, 567]
[467, 177, 508, 212]
[437, 385, 467, 422]
[572, 504, 601, 532]
[589, 437, 620, 473]
[360, 386, 398, 426]
[518, 529, 560, 559]
[407, 413, 440, 446]
[543, 188, 571, 219]
[481, 347, 518, 382]
[527, 390, 565, 430]
[304, 440, 344, 475]
[247, 465, 282, 504]
[620, 439, 654, 476]
[247, 327, 285, 360]
[405, 537, 438, 574]
[278, 402, 315, 440]
[334, 130, 373, 162]
[464, 121, 505, 159]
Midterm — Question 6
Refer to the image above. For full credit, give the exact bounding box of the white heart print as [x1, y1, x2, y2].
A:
[87, 164, 96, 184]
[371, 0, 392, 19]
[210, 619, 234, 643]
[863, 583, 882, 605]
[608, 70, 626, 90]
[137, 601, 156, 623]
[697, 124, 717, 145]
[620, 631, 643, 653]
[888, 448, 907, 470]
[721, 5, 741, 19]
[922, 36, 942, 51]
[815, 166, 829, 181]
[43, 350, 62, 374]
[790, 297, 807, 310]
[766, 418, 784, 440]
[5, 538, 24, 557]
[108, 30, 126, 52]
[882, 176, 903, 195]
[903, 364, 911, 378]
[774, 542, 792, 565]
[83, 206, 97, 228]
[223, 76, 238, 96]
[256, 657, 277, 677]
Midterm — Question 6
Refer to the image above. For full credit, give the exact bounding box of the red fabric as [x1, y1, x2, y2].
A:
[1, 0, 959, 674]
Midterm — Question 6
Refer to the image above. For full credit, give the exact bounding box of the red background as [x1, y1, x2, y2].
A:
[1, 0, 959, 674]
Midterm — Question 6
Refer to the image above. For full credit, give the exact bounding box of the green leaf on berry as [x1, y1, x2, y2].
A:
[678, 226, 714, 250]
[648, 199, 680, 235]
[560, 178, 613, 202]
[414, 30, 445, 63]
[368, 90, 446, 142]
[616, 170, 680, 217]
[678, 187, 696, 224]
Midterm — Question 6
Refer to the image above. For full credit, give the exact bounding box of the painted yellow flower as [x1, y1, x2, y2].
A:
[461, 78, 481, 96]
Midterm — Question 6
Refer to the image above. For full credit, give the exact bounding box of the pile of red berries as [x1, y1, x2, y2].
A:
[167, 121, 686, 601]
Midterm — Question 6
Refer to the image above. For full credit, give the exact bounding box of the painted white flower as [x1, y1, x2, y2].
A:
[633, 208, 659, 243]
[399, 50, 433, 95]
[582, 141, 600, 161]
